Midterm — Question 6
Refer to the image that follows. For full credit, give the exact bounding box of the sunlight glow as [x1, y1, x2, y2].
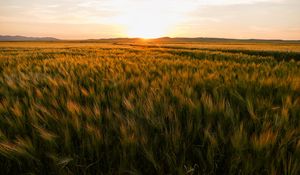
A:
[114, 0, 196, 38]
[118, 11, 173, 38]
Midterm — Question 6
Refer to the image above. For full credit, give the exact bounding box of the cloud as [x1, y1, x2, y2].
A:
[196, 0, 286, 5]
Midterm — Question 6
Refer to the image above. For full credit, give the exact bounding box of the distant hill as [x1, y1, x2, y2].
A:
[81, 37, 300, 44]
[0, 35, 60, 41]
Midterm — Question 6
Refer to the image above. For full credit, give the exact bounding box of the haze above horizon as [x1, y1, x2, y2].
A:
[0, 0, 299, 40]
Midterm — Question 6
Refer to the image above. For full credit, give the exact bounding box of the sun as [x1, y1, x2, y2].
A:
[112, 0, 198, 39]
[117, 9, 173, 39]
[126, 22, 167, 39]
[124, 14, 171, 39]
[113, 1, 191, 39]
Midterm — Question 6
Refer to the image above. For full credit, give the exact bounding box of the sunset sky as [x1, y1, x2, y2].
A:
[0, 0, 299, 39]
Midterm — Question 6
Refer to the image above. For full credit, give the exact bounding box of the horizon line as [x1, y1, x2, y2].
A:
[1, 35, 300, 42]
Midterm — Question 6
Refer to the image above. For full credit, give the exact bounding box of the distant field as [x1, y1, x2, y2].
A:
[127, 42, 300, 52]
[0, 41, 300, 174]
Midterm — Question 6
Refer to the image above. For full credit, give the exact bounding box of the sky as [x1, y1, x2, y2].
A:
[0, 0, 299, 39]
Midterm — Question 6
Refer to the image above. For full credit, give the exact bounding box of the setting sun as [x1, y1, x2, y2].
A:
[124, 17, 169, 38]
[114, 0, 194, 38]
[119, 12, 172, 38]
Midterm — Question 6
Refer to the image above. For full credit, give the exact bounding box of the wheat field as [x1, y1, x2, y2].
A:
[0, 41, 300, 174]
